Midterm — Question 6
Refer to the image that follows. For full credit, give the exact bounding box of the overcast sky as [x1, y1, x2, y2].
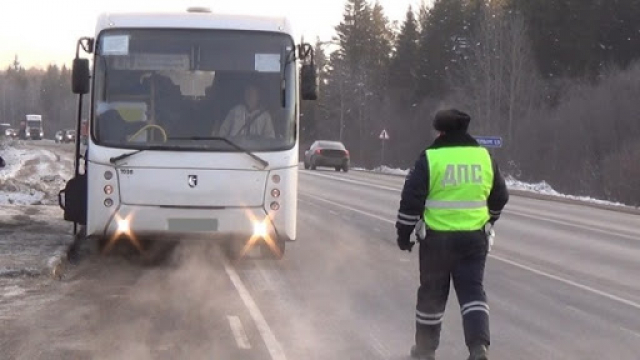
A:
[0, 0, 428, 69]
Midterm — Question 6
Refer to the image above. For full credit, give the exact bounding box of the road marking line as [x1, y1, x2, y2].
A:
[620, 326, 640, 338]
[490, 254, 640, 311]
[301, 192, 640, 312]
[303, 172, 639, 240]
[223, 259, 287, 360]
[227, 315, 252, 349]
[506, 208, 638, 241]
[301, 193, 393, 224]
[369, 332, 391, 357]
[302, 171, 401, 192]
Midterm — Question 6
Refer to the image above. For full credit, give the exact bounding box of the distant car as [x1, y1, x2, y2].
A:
[1, 123, 10, 138]
[55, 130, 76, 143]
[3, 128, 16, 139]
[64, 129, 76, 143]
[304, 140, 350, 172]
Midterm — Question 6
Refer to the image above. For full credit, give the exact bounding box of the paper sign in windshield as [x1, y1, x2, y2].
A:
[102, 35, 129, 55]
[111, 54, 190, 71]
[255, 54, 280, 73]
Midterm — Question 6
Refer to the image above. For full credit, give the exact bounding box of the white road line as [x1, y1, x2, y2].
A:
[369, 332, 391, 357]
[491, 254, 640, 311]
[506, 208, 638, 241]
[300, 192, 640, 312]
[301, 192, 393, 224]
[302, 171, 639, 240]
[302, 171, 401, 192]
[223, 260, 287, 360]
[620, 326, 640, 338]
[227, 315, 252, 349]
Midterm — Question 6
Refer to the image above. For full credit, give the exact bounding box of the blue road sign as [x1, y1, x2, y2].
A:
[474, 136, 503, 148]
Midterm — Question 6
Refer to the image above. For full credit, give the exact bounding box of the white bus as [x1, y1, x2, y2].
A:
[59, 7, 318, 259]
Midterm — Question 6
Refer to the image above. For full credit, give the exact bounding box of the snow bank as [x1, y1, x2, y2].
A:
[0, 143, 73, 205]
[355, 166, 630, 208]
[354, 166, 410, 176]
[0, 145, 31, 182]
[374, 166, 410, 176]
[504, 176, 627, 207]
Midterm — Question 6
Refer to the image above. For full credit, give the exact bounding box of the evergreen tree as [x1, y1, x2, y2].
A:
[416, 0, 467, 97]
[390, 6, 420, 92]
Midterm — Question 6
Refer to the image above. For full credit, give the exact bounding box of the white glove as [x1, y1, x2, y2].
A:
[484, 223, 495, 252]
[415, 220, 426, 242]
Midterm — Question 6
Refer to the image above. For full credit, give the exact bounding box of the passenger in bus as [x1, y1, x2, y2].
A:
[217, 83, 275, 138]
[97, 109, 144, 143]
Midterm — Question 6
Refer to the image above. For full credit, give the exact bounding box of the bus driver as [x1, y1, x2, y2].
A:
[216, 83, 275, 138]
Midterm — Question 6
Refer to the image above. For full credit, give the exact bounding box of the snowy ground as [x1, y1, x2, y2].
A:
[0, 139, 74, 205]
[355, 166, 634, 209]
[0, 141, 75, 310]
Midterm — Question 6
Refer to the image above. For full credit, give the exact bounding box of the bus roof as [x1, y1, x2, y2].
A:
[96, 10, 294, 37]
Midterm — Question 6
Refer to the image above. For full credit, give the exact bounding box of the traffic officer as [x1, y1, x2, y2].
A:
[395, 109, 509, 360]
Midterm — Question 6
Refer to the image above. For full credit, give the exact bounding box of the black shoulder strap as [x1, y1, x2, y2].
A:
[235, 110, 265, 136]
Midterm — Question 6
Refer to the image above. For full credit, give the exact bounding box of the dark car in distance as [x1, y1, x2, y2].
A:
[304, 140, 350, 172]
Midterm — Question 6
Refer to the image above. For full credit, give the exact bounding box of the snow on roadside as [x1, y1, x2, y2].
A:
[0, 142, 73, 206]
[0, 144, 31, 181]
[504, 176, 629, 208]
[353, 166, 410, 176]
[354, 166, 631, 208]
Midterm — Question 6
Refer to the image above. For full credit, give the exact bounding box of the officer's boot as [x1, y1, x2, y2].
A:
[410, 345, 435, 360]
[467, 345, 488, 360]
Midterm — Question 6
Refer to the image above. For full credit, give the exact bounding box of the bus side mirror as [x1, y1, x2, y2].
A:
[300, 64, 318, 101]
[72, 58, 90, 95]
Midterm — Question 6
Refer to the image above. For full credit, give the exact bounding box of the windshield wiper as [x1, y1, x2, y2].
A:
[109, 149, 145, 164]
[168, 136, 269, 169]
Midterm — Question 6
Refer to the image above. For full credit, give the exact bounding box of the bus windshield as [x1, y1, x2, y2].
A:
[92, 29, 297, 152]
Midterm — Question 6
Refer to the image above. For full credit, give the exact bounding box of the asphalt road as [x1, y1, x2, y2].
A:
[3, 167, 639, 360]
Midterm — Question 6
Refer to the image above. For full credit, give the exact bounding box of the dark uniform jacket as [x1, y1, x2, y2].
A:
[396, 132, 510, 240]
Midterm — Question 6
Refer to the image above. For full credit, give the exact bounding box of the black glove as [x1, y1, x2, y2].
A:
[397, 236, 415, 252]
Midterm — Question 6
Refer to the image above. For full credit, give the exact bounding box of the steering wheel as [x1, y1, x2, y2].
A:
[127, 124, 168, 143]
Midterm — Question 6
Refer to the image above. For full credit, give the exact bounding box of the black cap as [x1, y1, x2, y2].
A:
[433, 109, 471, 133]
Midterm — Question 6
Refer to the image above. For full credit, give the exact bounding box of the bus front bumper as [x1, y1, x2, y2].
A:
[94, 205, 279, 242]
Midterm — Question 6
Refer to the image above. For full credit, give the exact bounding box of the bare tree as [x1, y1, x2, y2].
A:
[448, 5, 545, 164]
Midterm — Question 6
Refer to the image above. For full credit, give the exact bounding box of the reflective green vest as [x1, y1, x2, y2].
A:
[424, 146, 493, 231]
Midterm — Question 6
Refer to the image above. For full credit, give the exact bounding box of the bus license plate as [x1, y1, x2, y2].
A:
[167, 218, 219, 232]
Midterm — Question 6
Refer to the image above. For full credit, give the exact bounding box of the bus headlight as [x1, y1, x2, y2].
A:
[270, 202, 280, 211]
[104, 171, 113, 180]
[271, 174, 281, 184]
[104, 198, 113, 207]
[117, 219, 130, 234]
[271, 188, 280, 198]
[104, 185, 113, 195]
[253, 221, 268, 238]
